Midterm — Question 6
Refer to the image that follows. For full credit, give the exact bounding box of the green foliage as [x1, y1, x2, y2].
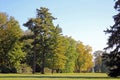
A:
[75, 41, 93, 72]
[17, 64, 32, 73]
[24, 7, 59, 74]
[0, 64, 16, 73]
[8, 42, 25, 72]
[62, 36, 77, 73]
[0, 12, 7, 26]
[47, 35, 67, 73]
[0, 7, 95, 74]
[22, 30, 34, 67]
[0, 12, 24, 73]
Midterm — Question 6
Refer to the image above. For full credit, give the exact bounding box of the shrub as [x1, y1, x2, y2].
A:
[18, 64, 32, 73]
[0, 65, 13, 73]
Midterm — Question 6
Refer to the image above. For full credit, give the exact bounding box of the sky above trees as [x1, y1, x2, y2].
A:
[0, 0, 116, 52]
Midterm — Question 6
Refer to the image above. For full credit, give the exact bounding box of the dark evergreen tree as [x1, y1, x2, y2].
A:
[103, 0, 120, 77]
[24, 7, 60, 74]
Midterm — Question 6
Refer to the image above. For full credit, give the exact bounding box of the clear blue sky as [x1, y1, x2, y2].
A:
[0, 0, 116, 52]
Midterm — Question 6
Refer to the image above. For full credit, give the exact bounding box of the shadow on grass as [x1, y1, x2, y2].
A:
[0, 76, 120, 79]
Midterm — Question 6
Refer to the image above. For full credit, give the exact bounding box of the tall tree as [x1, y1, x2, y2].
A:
[104, 0, 120, 77]
[75, 42, 85, 72]
[0, 13, 24, 73]
[24, 7, 59, 74]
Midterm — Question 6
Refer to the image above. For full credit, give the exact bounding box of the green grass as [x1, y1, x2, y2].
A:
[0, 73, 120, 80]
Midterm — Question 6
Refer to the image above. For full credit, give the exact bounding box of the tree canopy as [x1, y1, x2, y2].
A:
[0, 13, 25, 73]
[103, 0, 120, 77]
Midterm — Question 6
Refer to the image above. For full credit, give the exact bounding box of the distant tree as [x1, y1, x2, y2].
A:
[75, 42, 85, 72]
[24, 7, 60, 74]
[93, 50, 103, 72]
[93, 50, 107, 73]
[82, 45, 93, 72]
[104, 0, 120, 77]
[75, 41, 93, 72]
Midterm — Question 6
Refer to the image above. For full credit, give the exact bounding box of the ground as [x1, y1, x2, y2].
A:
[0, 73, 120, 80]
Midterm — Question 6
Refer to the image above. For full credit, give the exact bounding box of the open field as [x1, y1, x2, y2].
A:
[0, 73, 120, 80]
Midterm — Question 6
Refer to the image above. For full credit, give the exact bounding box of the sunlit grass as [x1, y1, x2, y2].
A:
[0, 73, 120, 80]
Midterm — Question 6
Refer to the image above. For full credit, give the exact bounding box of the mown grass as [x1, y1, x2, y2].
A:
[0, 73, 120, 80]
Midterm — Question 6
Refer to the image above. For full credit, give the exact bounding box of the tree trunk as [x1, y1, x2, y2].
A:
[51, 69, 54, 74]
[56, 69, 60, 73]
[32, 47, 36, 74]
[41, 52, 45, 74]
[77, 67, 81, 73]
[32, 33, 37, 74]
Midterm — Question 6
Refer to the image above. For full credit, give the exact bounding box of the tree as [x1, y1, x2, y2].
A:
[0, 13, 24, 73]
[75, 42, 85, 72]
[24, 7, 59, 74]
[21, 30, 34, 68]
[75, 41, 93, 72]
[93, 50, 103, 72]
[93, 50, 107, 73]
[0, 13, 7, 27]
[8, 41, 25, 73]
[104, 0, 120, 77]
[62, 36, 77, 73]
[47, 35, 67, 73]
[82, 45, 93, 72]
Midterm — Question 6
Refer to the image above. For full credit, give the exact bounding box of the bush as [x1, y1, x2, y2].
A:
[11, 67, 17, 73]
[0, 65, 17, 73]
[18, 64, 32, 73]
[44, 67, 52, 73]
[0, 65, 10, 73]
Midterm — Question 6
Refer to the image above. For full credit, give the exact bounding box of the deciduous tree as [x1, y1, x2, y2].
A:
[75, 42, 93, 72]
[62, 36, 77, 73]
[0, 13, 24, 73]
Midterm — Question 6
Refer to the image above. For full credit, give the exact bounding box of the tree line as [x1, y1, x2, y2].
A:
[1, 0, 120, 77]
[0, 7, 93, 74]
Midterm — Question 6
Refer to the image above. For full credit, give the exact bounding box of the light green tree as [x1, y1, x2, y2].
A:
[75, 41, 93, 72]
[47, 34, 67, 73]
[62, 36, 77, 73]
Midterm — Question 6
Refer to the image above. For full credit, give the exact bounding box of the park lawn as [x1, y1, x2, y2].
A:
[0, 73, 120, 80]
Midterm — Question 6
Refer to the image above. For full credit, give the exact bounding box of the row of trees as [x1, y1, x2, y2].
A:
[0, 0, 120, 77]
[0, 7, 93, 74]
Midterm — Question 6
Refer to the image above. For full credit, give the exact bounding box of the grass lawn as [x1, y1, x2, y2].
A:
[0, 73, 120, 80]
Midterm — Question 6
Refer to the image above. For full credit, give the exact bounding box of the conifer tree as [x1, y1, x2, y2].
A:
[104, 0, 120, 77]
[24, 7, 60, 74]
